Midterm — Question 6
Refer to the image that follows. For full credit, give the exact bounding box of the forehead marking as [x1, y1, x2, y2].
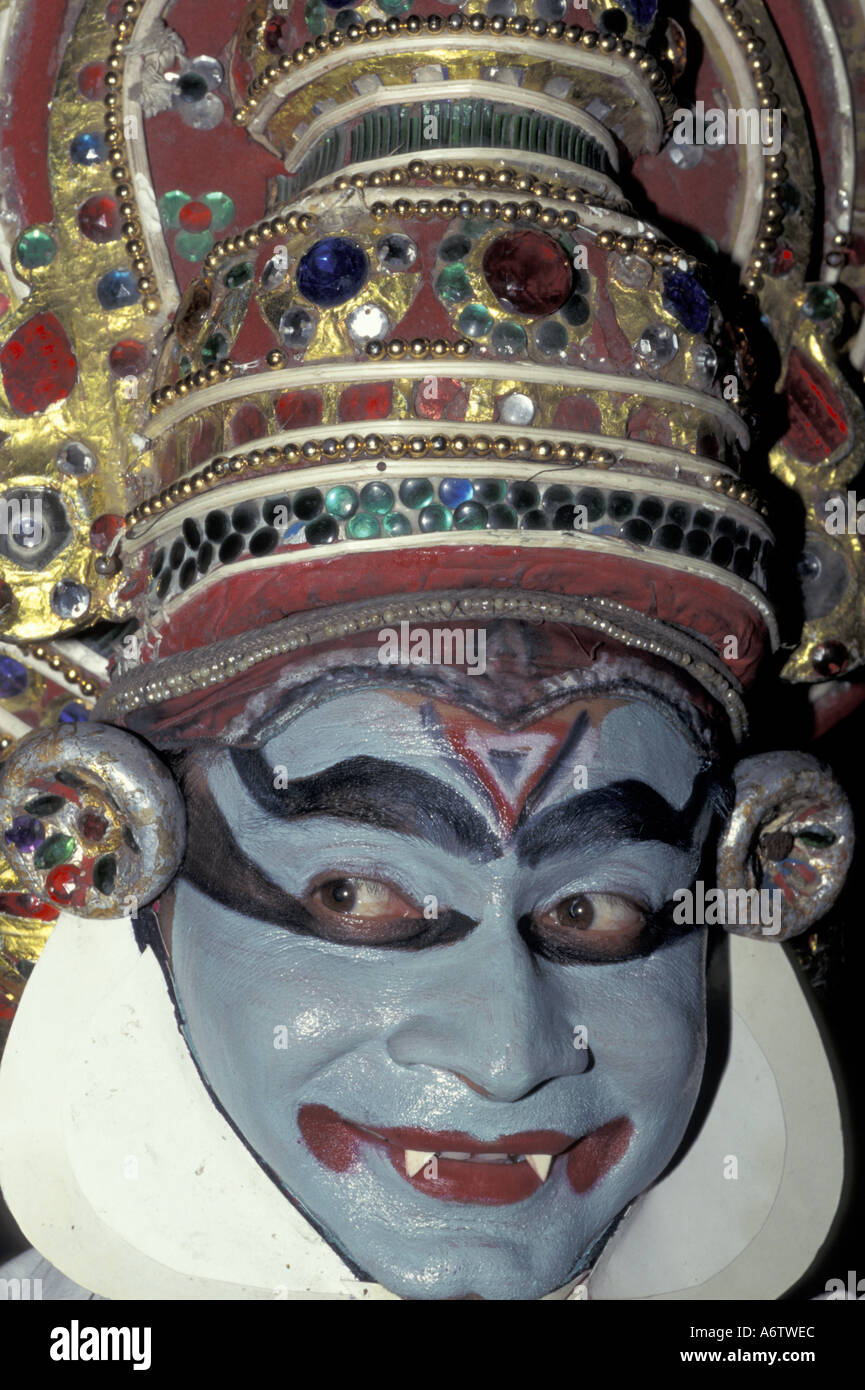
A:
[433, 702, 583, 836]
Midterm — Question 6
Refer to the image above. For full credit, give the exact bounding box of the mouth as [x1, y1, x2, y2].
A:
[298, 1105, 633, 1205]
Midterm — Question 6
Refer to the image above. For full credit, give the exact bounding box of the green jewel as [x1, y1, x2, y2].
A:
[201, 333, 228, 364]
[16, 226, 56, 269]
[305, 0, 326, 35]
[399, 477, 434, 509]
[802, 284, 839, 321]
[379, 0, 412, 12]
[436, 264, 472, 304]
[93, 853, 117, 895]
[472, 478, 507, 504]
[458, 302, 493, 338]
[175, 230, 213, 263]
[383, 513, 412, 536]
[34, 833, 76, 870]
[325, 486, 359, 519]
[418, 503, 453, 532]
[346, 513, 381, 540]
[203, 191, 236, 232]
[493, 321, 527, 355]
[359, 481, 395, 515]
[223, 261, 254, 288]
[179, 355, 192, 375]
[453, 501, 488, 529]
[159, 190, 190, 228]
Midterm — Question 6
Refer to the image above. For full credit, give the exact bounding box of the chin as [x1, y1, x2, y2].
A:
[333, 1230, 595, 1302]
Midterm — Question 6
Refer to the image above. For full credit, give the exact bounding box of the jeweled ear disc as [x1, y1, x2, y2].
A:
[0, 723, 185, 919]
[717, 751, 854, 941]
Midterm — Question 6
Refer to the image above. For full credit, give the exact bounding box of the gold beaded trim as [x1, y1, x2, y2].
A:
[200, 183, 668, 278]
[363, 337, 474, 362]
[149, 360, 235, 413]
[236, 17, 677, 131]
[95, 589, 748, 740]
[197, 184, 704, 296]
[124, 429, 767, 529]
[100, 0, 160, 316]
[303, 156, 628, 211]
[708, 0, 788, 293]
[21, 645, 101, 699]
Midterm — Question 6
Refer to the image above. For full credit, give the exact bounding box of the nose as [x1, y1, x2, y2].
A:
[385, 921, 590, 1101]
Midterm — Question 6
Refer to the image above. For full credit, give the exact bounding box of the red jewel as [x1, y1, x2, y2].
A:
[483, 230, 574, 317]
[338, 382, 393, 423]
[89, 514, 124, 553]
[109, 339, 149, 377]
[45, 864, 88, 908]
[554, 395, 603, 433]
[275, 390, 322, 429]
[773, 246, 796, 276]
[178, 200, 213, 234]
[0, 891, 59, 922]
[782, 348, 849, 464]
[77, 194, 121, 244]
[264, 16, 289, 51]
[79, 810, 109, 842]
[0, 312, 77, 417]
[230, 403, 268, 445]
[412, 377, 463, 421]
[812, 641, 848, 678]
[104, 0, 125, 20]
[77, 63, 106, 101]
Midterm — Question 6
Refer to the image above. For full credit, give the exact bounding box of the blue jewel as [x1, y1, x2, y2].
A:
[438, 478, 474, 507]
[0, 655, 28, 698]
[621, 0, 658, 24]
[662, 270, 711, 334]
[70, 131, 107, 165]
[59, 701, 89, 723]
[296, 237, 367, 308]
[97, 269, 140, 310]
[323, 0, 356, 7]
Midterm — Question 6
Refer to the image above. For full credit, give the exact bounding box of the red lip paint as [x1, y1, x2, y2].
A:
[298, 1105, 633, 1205]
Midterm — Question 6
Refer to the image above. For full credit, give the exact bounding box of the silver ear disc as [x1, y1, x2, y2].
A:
[0, 722, 186, 920]
[717, 751, 854, 941]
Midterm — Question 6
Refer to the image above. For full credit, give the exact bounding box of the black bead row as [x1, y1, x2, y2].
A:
[149, 478, 772, 603]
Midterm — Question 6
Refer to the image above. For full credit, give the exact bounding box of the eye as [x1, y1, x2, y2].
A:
[301, 874, 427, 944]
[530, 892, 648, 963]
[310, 876, 418, 921]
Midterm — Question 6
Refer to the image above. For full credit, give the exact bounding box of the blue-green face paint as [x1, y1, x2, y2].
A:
[170, 688, 715, 1300]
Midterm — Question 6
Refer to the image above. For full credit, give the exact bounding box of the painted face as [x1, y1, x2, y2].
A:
[169, 686, 718, 1300]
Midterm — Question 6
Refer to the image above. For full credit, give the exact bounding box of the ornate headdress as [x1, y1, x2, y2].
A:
[0, 0, 863, 1034]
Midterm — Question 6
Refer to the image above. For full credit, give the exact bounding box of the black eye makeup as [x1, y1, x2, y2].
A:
[520, 893, 695, 966]
[179, 756, 697, 961]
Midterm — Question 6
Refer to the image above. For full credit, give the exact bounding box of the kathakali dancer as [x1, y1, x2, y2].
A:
[0, 0, 863, 1300]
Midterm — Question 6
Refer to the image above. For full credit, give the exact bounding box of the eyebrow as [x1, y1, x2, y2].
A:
[516, 768, 724, 868]
[230, 750, 501, 862]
